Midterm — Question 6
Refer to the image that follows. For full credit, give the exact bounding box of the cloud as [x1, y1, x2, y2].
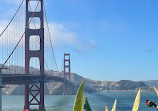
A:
[76, 39, 97, 53]
[0, 20, 25, 47]
[0, 0, 97, 53]
[47, 22, 78, 48]
[46, 23, 97, 52]
[0, 19, 97, 53]
[0, 20, 77, 47]
[146, 48, 158, 53]
[47, 23, 97, 52]
[0, 0, 79, 49]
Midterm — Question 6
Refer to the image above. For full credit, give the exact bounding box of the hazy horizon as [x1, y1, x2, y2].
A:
[1, 0, 158, 81]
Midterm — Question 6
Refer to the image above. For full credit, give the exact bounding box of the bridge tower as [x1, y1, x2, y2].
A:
[24, 0, 45, 111]
[63, 53, 71, 95]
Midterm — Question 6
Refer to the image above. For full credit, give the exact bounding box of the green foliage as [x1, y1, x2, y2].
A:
[84, 97, 92, 111]
[73, 80, 84, 111]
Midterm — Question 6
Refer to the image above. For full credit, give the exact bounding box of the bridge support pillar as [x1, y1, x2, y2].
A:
[24, 0, 45, 111]
[63, 53, 71, 95]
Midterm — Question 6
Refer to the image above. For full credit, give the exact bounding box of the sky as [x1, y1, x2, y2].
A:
[1, 0, 158, 81]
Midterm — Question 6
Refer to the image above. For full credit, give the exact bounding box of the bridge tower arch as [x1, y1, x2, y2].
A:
[63, 53, 71, 95]
[24, 0, 45, 111]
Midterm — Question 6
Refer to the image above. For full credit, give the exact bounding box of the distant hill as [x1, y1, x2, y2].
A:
[115, 80, 148, 90]
[0, 65, 155, 95]
[142, 80, 158, 87]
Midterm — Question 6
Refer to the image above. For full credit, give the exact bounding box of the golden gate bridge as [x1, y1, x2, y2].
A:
[0, 0, 71, 111]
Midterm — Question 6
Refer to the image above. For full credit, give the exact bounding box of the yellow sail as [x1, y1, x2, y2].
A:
[73, 80, 84, 111]
[154, 87, 158, 96]
[132, 89, 141, 111]
[105, 104, 108, 111]
[111, 99, 117, 111]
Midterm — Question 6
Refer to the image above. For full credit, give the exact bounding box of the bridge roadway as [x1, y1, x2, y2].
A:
[2, 74, 69, 85]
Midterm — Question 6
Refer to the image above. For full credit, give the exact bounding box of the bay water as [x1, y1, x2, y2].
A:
[2, 92, 158, 111]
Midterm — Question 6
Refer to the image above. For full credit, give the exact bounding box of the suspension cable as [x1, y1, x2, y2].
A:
[43, 2, 59, 71]
[1, 1, 40, 68]
[0, 0, 25, 37]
